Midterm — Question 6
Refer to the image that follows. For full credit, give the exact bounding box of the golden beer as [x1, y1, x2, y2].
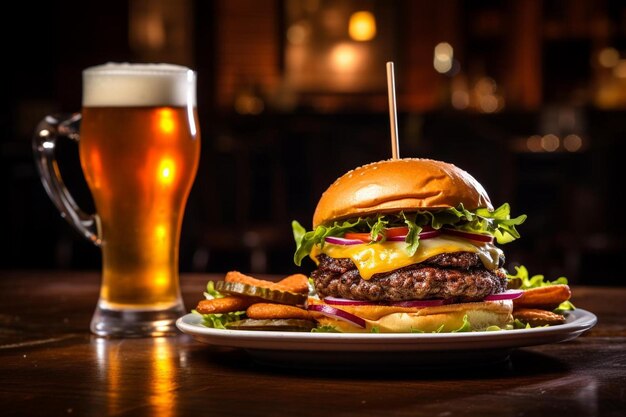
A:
[80, 106, 200, 308]
[33, 63, 200, 336]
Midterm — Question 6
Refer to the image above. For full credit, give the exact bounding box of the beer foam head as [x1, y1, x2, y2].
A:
[83, 63, 196, 107]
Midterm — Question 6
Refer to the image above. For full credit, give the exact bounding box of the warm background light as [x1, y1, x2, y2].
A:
[613, 60, 626, 78]
[330, 43, 358, 71]
[526, 135, 543, 152]
[348, 11, 376, 41]
[563, 134, 583, 152]
[541, 134, 560, 152]
[287, 22, 311, 45]
[598, 47, 619, 68]
[433, 42, 453, 74]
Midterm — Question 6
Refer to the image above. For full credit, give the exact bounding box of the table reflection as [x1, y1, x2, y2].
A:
[94, 337, 179, 415]
[520, 374, 599, 416]
[438, 370, 599, 415]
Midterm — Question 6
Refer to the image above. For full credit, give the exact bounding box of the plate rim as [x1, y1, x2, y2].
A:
[176, 308, 597, 352]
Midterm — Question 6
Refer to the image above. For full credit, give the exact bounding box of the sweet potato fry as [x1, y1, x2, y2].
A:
[246, 303, 314, 320]
[276, 274, 309, 294]
[225, 271, 273, 287]
[225, 271, 307, 293]
[513, 308, 566, 326]
[513, 285, 571, 310]
[196, 296, 255, 314]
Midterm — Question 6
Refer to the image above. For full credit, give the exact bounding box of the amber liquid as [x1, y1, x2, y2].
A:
[80, 106, 200, 309]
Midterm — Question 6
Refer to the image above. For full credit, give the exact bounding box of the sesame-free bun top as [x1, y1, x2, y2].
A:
[312, 158, 493, 227]
[83, 63, 196, 107]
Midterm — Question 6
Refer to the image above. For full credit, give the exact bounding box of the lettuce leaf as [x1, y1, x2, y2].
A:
[203, 281, 223, 299]
[506, 265, 569, 288]
[292, 218, 366, 265]
[194, 281, 247, 328]
[292, 203, 526, 265]
[506, 265, 575, 312]
[368, 217, 389, 243]
[554, 300, 576, 313]
[409, 316, 470, 333]
[452, 315, 472, 332]
[193, 310, 246, 329]
[468, 203, 527, 244]
[513, 319, 532, 329]
[400, 212, 422, 256]
[311, 324, 341, 333]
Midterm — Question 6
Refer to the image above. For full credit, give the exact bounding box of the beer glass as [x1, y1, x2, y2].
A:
[32, 63, 201, 337]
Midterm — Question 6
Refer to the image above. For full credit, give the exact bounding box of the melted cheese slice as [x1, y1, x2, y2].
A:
[312, 236, 503, 279]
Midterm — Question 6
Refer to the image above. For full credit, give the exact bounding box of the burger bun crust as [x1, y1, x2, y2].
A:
[308, 298, 513, 333]
[313, 158, 493, 227]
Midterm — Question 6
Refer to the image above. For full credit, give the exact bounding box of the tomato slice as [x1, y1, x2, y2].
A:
[345, 226, 409, 242]
[442, 228, 493, 243]
[343, 232, 371, 242]
[385, 226, 409, 238]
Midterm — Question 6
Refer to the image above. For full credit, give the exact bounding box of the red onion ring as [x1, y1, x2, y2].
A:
[324, 236, 365, 245]
[323, 297, 378, 306]
[441, 228, 494, 243]
[307, 304, 366, 328]
[483, 290, 523, 301]
[417, 230, 441, 240]
[387, 230, 441, 242]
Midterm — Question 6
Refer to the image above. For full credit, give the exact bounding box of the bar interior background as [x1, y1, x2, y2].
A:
[2, 0, 625, 286]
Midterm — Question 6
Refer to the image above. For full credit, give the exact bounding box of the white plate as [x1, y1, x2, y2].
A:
[176, 309, 597, 368]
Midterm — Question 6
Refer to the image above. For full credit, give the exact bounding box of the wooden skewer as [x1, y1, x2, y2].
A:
[386, 61, 400, 159]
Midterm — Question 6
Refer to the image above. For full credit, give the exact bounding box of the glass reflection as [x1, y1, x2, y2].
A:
[94, 337, 178, 415]
[149, 338, 175, 416]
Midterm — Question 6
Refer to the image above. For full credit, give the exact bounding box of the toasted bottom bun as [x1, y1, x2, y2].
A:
[308, 298, 513, 333]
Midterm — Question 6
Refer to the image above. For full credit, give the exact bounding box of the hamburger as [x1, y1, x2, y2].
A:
[292, 158, 527, 333]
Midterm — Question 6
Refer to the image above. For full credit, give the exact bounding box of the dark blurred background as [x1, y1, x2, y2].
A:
[2, 0, 625, 285]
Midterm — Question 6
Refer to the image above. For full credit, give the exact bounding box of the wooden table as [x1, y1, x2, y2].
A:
[1, 271, 624, 417]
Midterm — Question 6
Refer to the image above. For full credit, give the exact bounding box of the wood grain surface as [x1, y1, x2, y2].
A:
[0, 271, 624, 417]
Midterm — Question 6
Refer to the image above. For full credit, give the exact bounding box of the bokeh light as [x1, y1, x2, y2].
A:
[349, 11, 376, 41]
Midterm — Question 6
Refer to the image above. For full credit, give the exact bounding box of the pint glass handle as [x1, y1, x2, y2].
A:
[32, 113, 101, 246]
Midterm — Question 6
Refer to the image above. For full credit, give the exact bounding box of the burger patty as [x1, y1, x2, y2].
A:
[312, 252, 508, 302]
